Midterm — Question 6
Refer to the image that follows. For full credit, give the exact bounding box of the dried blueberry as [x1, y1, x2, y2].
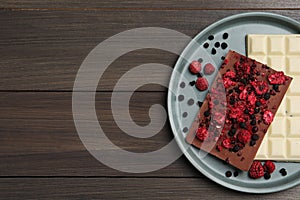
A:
[211, 48, 217, 55]
[251, 134, 259, 141]
[241, 78, 247, 85]
[252, 126, 258, 133]
[225, 171, 232, 177]
[250, 140, 256, 146]
[198, 101, 203, 107]
[208, 35, 214, 40]
[203, 43, 209, 49]
[273, 84, 279, 92]
[264, 93, 271, 100]
[240, 122, 247, 129]
[221, 42, 228, 49]
[204, 110, 210, 117]
[233, 145, 240, 152]
[250, 120, 256, 126]
[223, 33, 229, 39]
[255, 101, 262, 107]
[189, 81, 195, 86]
[254, 107, 260, 114]
[264, 172, 271, 180]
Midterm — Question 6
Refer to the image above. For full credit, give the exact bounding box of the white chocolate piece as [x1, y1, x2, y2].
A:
[247, 34, 300, 161]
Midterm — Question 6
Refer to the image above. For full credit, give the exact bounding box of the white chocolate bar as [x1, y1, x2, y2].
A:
[247, 34, 300, 161]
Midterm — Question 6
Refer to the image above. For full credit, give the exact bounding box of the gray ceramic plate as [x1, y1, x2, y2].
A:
[167, 12, 300, 193]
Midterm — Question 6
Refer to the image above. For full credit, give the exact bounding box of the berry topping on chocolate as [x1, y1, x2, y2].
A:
[263, 110, 274, 125]
[185, 50, 293, 171]
[248, 161, 264, 179]
[196, 77, 209, 91]
[237, 130, 251, 144]
[222, 138, 232, 149]
[268, 71, 286, 85]
[252, 81, 269, 95]
[196, 127, 208, 141]
[189, 61, 202, 74]
[204, 63, 215, 75]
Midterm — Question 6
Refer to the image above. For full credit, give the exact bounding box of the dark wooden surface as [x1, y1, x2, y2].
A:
[0, 1, 300, 199]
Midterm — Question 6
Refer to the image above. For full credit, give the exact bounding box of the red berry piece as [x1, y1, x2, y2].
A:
[263, 110, 274, 125]
[196, 77, 209, 91]
[221, 138, 232, 149]
[268, 71, 286, 85]
[248, 161, 264, 179]
[204, 63, 215, 75]
[189, 61, 202, 74]
[237, 130, 251, 144]
[252, 81, 269, 95]
[263, 161, 276, 174]
[196, 127, 208, 141]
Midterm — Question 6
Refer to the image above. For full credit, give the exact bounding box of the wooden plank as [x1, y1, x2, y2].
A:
[1, 0, 300, 9]
[1, 10, 300, 91]
[0, 178, 299, 199]
[0, 91, 201, 176]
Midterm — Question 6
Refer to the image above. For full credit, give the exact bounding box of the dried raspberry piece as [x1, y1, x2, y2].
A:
[224, 71, 236, 79]
[263, 160, 276, 174]
[247, 92, 257, 105]
[196, 127, 208, 141]
[263, 110, 274, 125]
[268, 71, 286, 85]
[239, 88, 248, 100]
[189, 61, 202, 74]
[249, 161, 264, 179]
[242, 62, 251, 74]
[222, 138, 231, 149]
[237, 130, 251, 144]
[204, 63, 215, 75]
[252, 81, 269, 95]
[196, 77, 209, 91]
[213, 112, 226, 125]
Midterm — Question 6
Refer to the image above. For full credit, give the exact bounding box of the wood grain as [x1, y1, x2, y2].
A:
[0, 10, 300, 91]
[0, 178, 299, 200]
[1, 0, 300, 9]
[0, 91, 201, 176]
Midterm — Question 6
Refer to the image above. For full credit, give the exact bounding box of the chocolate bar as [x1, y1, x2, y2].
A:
[186, 50, 292, 171]
[247, 34, 300, 161]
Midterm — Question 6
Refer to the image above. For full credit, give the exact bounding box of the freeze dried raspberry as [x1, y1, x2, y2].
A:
[222, 138, 231, 149]
[252, 81, 269, 95]
[204, 63, 215, 75]
[189, 61, 202, 74]
[222, 71, 237, 88]
[247, 92, 257, 105]
[264, 160, 276, 174]
[213, 112, 226, 125]
[196, 77, 209, 91]
[237, 130, 251, 144]
[268, 71, 286, 85]
[249, 161, 264, 179]
[263, 110, 274, 125]
[224, 71, 236, 79]
[239, 88, 248, 100]
[196, 127, 208, 141]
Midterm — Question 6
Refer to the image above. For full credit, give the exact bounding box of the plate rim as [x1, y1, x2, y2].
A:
[167, 11, 300, 194]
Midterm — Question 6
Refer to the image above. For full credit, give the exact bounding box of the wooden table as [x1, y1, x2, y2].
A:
[1, 1, 300, 199]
